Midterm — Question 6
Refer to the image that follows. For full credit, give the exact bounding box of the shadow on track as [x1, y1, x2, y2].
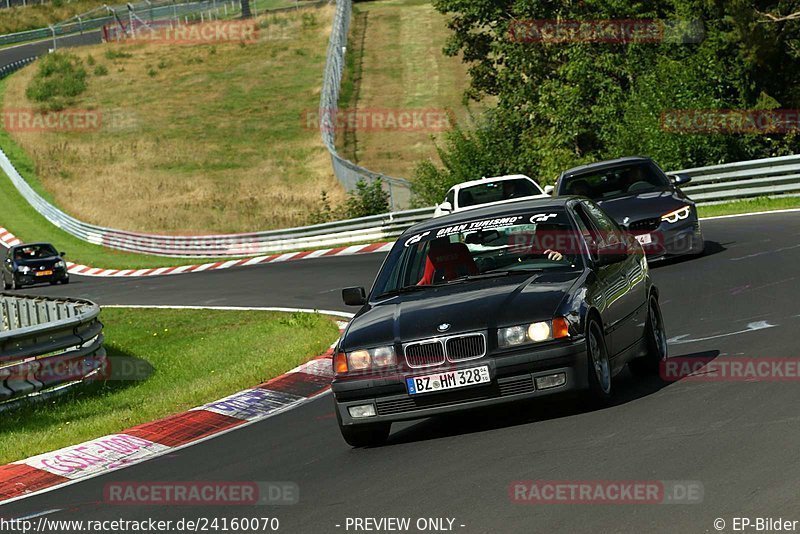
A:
[650, 240, 729, 269]
[384, 350, 720, 446]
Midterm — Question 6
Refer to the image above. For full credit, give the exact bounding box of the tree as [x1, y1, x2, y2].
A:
[241, 0, 252, 19]
[416, 0, 800, 193]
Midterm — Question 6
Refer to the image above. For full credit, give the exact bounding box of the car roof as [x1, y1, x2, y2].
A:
[408, 196, 577, 234]
[560, 156, 652, 179]
[450, 174, 535, 190]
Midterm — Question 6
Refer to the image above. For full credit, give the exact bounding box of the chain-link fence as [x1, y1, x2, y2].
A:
[0, 0, 229, 48]
[319, 0, 412, 210]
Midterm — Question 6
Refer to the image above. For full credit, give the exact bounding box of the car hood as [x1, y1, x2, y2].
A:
[596, 189, 690, 224]
[342, 270, 583, 350]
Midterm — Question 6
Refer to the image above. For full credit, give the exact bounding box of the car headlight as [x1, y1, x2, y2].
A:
[55, 260, 66, 269]
[335, 345, 397, 374]
[17, 266, 31, 274]
[498, 318, 570, 348]
[661, 206, 691, 224]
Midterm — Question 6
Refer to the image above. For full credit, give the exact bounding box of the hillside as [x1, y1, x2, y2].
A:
[2, 5, 346, 233]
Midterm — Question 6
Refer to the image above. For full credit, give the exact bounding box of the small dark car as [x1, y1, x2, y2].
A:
[2, 243, 69, 290]
[554, 156, 704, 260]
[334, 197, 667, 447]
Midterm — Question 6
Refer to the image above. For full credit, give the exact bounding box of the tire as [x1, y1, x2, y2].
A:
[629, 295, 668, 377]
[63, 278, 70, 285]
[585, 318, 613, 403]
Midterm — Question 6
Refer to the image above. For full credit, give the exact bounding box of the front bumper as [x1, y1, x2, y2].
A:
[16, 269, 69, 286]
[641, 219, 703, 260]
[333, 338, 588, 426]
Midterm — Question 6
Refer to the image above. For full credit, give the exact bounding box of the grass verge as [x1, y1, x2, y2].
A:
[336, 0, 488, 180]
[0, 307, 339, 464]
[697, 195, 800, 218]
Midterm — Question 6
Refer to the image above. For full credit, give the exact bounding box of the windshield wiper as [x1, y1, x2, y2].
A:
[376, 285, 431, 299]
[447, 269, 543, 283]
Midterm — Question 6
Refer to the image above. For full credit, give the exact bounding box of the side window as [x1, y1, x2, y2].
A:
[581, 201, 622, 246]
[572, 204, 599, 253]
[401, 242, 429, 287]
[445, 189, 455, 207]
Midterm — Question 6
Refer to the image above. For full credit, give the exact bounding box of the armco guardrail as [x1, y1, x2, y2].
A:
[0, 0, 224, 48]
[319, 0, 413, 210]
[0, 294, 105, 408]
[677, 154, 800, 203]
[1, 144, 799, 257]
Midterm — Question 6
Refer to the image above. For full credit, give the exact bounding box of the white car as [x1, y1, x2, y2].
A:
[433, 175, 549, 217]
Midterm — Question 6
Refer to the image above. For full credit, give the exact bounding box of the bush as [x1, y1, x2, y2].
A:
[306, 191, 335, 225]
[412, 109, 542, 206]
[26, 52, 87, 110]
[93, 64, 108, 76]
[345, 178, 390, 218]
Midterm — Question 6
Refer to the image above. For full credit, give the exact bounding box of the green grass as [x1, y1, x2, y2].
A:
[0, 113, 220, 269]
[0, 307, 339, 464]
[698, 195, 800, 218]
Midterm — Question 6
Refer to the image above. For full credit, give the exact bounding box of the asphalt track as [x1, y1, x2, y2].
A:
[0, 31, 101, 65]
[3, 211, 800, 533]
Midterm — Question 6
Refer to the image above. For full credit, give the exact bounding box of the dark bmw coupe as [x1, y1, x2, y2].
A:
[2, 243, 69, 290]
[553, 156, 704, 260]
[334, 197, 667, 447]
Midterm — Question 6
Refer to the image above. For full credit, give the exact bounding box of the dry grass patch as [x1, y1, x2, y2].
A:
[337, 0, 487, 180]
[3, 6, 346, 234]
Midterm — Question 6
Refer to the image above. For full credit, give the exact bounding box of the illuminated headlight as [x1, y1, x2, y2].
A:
[55, 260, 66, 269]
[17, 266, 31, 274]
[346, 346, 396, 372]
[498, 318, 570, 348]
[661, 206, 691, 224]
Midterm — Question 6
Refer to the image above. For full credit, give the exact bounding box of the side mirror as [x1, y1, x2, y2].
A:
[438, 201, 453, 213]
[544, 185, 555, 195]
[60, 251, 66, 257]
[342, 287, 367, 306]
[669, 173, 692, 186]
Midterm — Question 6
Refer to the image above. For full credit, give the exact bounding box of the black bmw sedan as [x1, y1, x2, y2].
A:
[334, 197, 667, 447]
[2, 243, 69, 290]
[554, 156, 704, 260]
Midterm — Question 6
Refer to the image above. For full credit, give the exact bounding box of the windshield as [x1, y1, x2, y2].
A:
[560, 161, 670, 200]
[373, 210, 582, 297]
[13, 244, 58, 260]
[458, 178, 542, 208]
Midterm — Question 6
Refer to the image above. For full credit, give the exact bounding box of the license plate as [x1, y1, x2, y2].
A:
[635, 234, 652, 245]
[406, 365, 491, 395]
[35, 270, 53, 277]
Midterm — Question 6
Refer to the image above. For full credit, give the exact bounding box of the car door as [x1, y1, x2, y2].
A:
[581, 200, 645, 357]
